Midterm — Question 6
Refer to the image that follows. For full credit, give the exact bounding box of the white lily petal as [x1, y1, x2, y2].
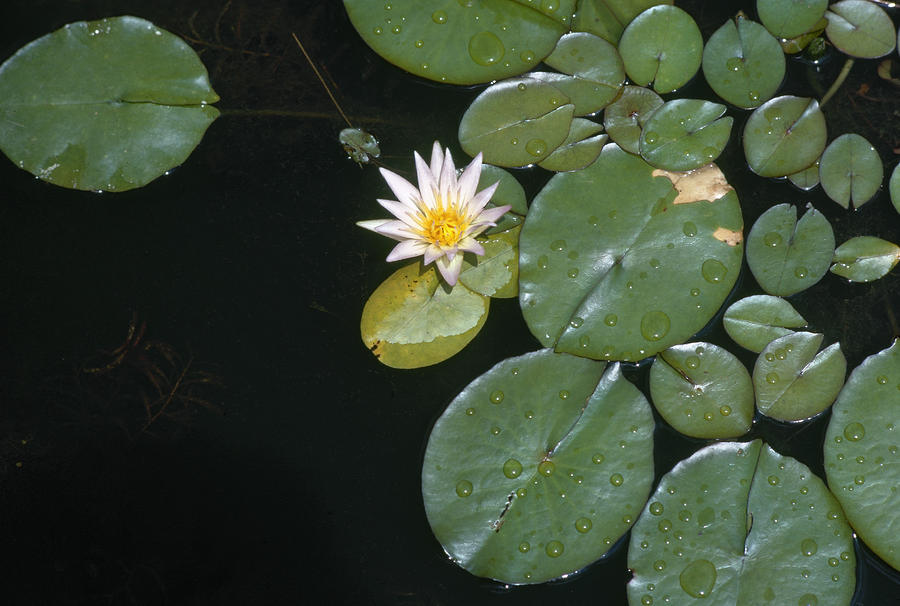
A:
[379, 167, 421, 207]
[423, 244, 443, 265]
[377, 198, 419, 223]
[386, 239, 430, 262]
[439, 146, 457, 194]
[458, 238, 485, 256]
[374, 219, 420, 240]
[457, 152, 483, 209]
[466, 181, 500, 215]
[356, 219, 391, 233]
[436, 252, 465, 286]
[414, 152, 438, 210]
[475, 204, 512, 225]
[429, 141, 443, 177]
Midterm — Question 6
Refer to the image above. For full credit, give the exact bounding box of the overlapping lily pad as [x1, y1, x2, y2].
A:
[459, 227, 521, 298]
[519, 145, 744, 362]
[343, 0, 567, 84]
[788, 159, 820, 191]
[753, 332, 846, 422]
[537, 119, 607, 172]
[459, 77, 575, 167]
[0, 16, 219, 192]
[628, 440, 856, 606]
[422, 351, 654, 584]
[746, 203, 835, 296]
[824, 340, 900, 571]
[702, 15, 785, 109]
[830, 236, 900, 283]
[572, 0, 672, 44]
[825, 0, 897, 59]
[649, 342, 753, 438]
[618, 5, 703, 94]
[639, 99, 733, 171]
[480, 165, 528, 234]
[743, 96, 827, 178]
[891, 163, 900, 215]
[543, 32, 625, 114]
[819, 133, 883, 209]
[360, 263, 489, 368]
[757, 0, 828, 39]
[603, 85, 664, 155]
[723, 295, 808, 353]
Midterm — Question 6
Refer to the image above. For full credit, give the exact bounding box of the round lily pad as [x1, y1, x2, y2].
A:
[825, 0, 897, 59]
[639, 99, 733, 171]
[360, 262, 489, 368]
[702, 15, 785, 109]
[422, 351, 655, 584]
[526, 72, 612, 117]
[479, 164, 528, 235]
[618, 5, 703, 94]
[537, 119, 607, 172]
[603, 85, 664, 155]
[343, 0, 567, 85]
[819, 133, 883, 209]
[824, 340, 900, 571]
[458, 77, 575, 167]
[788, 159, 821, 191]
[891, 162, 900, 215]
[0, 16, 219, 192]
[519, 144, 744, 362]
[628, 440, 856, 606]
[572, 0, 673, 45]
[649, 342, 754, 438]
[543, 32, 625, 114]
[743, 96, 827, 178]
[723, 295, 808, 353]
[830, 236, 900, 283]
[757, 0, 828, 39]
[459, 226, 521, 298]
[753, 332, 846, 422]
[746, 203, 835, 296]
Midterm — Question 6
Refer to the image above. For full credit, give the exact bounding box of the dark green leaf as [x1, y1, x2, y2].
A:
[819, 133, 883, 209]
[479, 164, 528, 234]
[459, 227, 521, 298]
[639, 99, 733, 171]
[603, 85, 664, 155]
[830, 236, 900, 282]
[723, 295, 808, 353]
[537, 119, 607, 172]
[572, 0, 672, 45]
[742, 96, 827, 178]
[543, 32, 625, 114]
[757, 0, 828, 39]
[825, 0, 897, 59]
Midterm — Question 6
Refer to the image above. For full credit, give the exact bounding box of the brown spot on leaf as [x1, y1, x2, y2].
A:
[713, 227, 743, 246]
[652, 163, 733, 204]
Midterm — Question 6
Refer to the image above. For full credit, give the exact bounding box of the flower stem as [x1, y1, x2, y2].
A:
[820, 58, 855, 108]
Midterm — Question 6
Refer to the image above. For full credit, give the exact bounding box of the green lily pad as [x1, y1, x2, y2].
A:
[618, 5, 703, 94]
[891, 162, 900, 215]
[519, 144, 744, 362]
[543, 33, 625, 114]
[422, 351, 655, 584]
[743, 96, 827, 178]
[757, 0, 828, 39]
[819, 133, 883, 209]
[778, 21, 829, 54]
[603, 85, 664, 155]
[825, 0, 897, 59]
[459, 226, 521, 298]
[0, 16, 219, 192]
[788, 158, 820, 191]
[343, 0, 567, 85]
[526, 72, 611, 117]
[824, 339, 900, 571]
[628, 440, 856, 606]
[639, 99, 733, 171]
[746, 203, 835, 296]
[723, 295, 808, 353]
[830, 236, 900, 283]
[753, 332, 846, 422]
[572, 0, 672, 45]
[538, 119, 607, 172]
[513, 0, 577, 27]
[480, 164, 528, 235]
[702, 15, 785, 109]
[360, 262, 489, 368]
[649, 342, 754, 439]
[458, 77, 575, 167]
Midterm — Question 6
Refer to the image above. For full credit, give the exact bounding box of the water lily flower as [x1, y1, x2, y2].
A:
[357, 141, 510, 286]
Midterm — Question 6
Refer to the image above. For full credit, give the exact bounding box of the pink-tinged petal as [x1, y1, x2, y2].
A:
[377, 198, 419, 223]
[356, 219, 391, 233]
[475, 203, 511, 225]
[423, 244, 444, 265]
[379, 167, 421, 208]
[386, 239, 429, 262]
[465, 181, 500, 216]
[429, 141, 443, 177]
[457, 238, 485, 256]
[414, 152, 438, 210]
[374, 219, 421, 240]
[436, 252, 465, 285]
[457, 152, 482, 207]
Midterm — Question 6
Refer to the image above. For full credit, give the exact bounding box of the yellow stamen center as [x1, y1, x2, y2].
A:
[420, 206, 469, 248]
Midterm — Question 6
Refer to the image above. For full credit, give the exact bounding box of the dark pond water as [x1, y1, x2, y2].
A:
[1, 1, 898, 604]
